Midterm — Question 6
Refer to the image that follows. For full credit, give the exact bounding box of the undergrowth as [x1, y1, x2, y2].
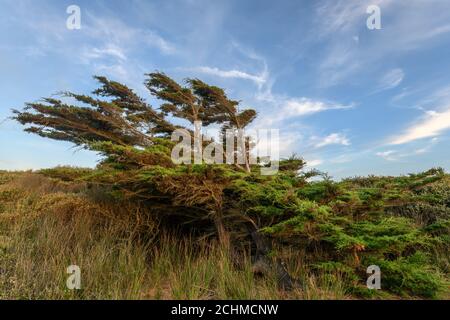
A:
[0, 170, 448, 299]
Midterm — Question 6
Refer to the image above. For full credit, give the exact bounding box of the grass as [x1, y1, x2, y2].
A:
[0, 171, 447, 299]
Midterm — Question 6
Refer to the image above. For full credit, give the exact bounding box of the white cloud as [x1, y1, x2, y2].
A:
[316, 0, 450, 46]
[376, 137, 438, 161]
[82, 44, 127, 62]
[252, 131, 297, 160]
[230, 48, 354, 153]
[94, 64, 129, 80]
[283, 98, 353, 117]
[313, 133, 350, 148]
[185, 42, 269, 90]
[186, 44, 352, 135]
[315, 0, 392, 36]
[376, 150, 397, 161]
[378, 68, 404, 91]
[313, 0, 450, 87]
[429, 24, 450, 37]
[189, 66, 267, 87]
[390, 107, 450, 144]
[420, 85, 450, 108]
[414, 148, 429, 154]
[306, 159, 323, 167]
[317, 41, 361, 87]
[329, 154, 353, 164]
[86, 15, 176, 55]
[255, 97, 353, 128]
[313, 0, 394, 86]
[144, 30, 176, 54]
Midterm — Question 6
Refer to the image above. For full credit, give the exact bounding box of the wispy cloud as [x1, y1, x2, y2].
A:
[376, 136, 437, 161]
[389, 108, 450, 144]
[85, 15, 176, 55]
[378, 68, 404, 91]
[306, 159, 324, 167]
[387, 85, 450, 144]
[188, 66, 267, 87]
[283, 98, 353, 117]
[312, 133, 350, 148]
[255, 97, 353, 129]
[425, 24, 450, 39]
[94, 64, 130, 80]
[419, 85, 450, 109]
[144, 30, 176, 54]
[207, 42, 356, 159]
[74, 14, 176, 89]
[82, 44, 128, 62]
[329, 154, 354, 164]
[315, 0, 391, 36]
[376, 150, 397, 161]
[185, 41, 353, 133]
[414, 147, 429, 154]
[313, 0, 394, 86]
[313, 0, 450, 87]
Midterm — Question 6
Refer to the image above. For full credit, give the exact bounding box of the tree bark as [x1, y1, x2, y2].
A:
[247, 224, 300, 290]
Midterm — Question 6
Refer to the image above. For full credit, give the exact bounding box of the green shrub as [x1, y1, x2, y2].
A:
[365, 252, 444, 298]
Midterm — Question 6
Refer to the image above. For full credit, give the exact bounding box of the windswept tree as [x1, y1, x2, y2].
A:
[14, 76, 175, 146]
[10, 72, 450, 297]
[12, 73, 449, 294]
[12, 73, 264, 242]
[13, 72, 308, 288]
[145, 73, 257, 171]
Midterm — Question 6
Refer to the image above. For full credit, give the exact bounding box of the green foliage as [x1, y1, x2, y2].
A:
[11, 74, 450, 299]
[246, 169, 450, 298]
[365, 252, 444, 298]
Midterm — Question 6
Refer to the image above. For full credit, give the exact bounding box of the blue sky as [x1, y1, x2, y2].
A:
[1, 0, 450, 179]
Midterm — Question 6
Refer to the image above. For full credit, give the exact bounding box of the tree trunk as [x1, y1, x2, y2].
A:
[247, 224, 300, 290]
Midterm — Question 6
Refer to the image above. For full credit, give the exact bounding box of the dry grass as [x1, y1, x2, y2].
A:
[0, 172, 352, 300]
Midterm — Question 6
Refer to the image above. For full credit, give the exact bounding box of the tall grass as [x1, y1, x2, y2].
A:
[0, 172, 363, 299]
